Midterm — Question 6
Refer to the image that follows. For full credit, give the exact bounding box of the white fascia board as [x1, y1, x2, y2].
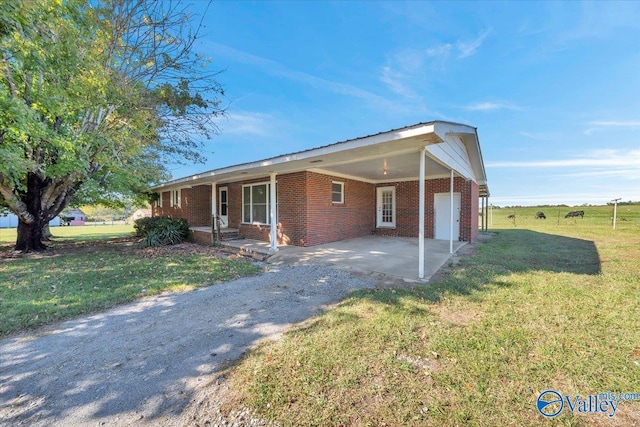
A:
[151, 123, 439, 191]
[433, 122, 488, 184]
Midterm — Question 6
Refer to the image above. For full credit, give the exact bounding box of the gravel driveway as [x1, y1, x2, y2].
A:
[0, 265, 384, 426]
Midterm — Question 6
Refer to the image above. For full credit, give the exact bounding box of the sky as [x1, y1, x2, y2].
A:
[170, 1, 640, 207]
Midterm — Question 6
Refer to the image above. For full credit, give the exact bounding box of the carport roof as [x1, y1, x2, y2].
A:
[152, 120, 489, 196]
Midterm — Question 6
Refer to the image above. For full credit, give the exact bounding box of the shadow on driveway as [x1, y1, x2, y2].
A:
[0, 265, 378, 426]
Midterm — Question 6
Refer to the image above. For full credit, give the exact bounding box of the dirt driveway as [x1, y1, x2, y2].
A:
[0, 264, 387, 426]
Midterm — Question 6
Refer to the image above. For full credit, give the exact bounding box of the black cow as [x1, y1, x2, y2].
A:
[535, 211, 546, 219]
[565, 210, 584, 218]
[507, 214, 516, 219]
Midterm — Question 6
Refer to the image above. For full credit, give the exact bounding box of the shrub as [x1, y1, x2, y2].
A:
[134, 216, 189, 247]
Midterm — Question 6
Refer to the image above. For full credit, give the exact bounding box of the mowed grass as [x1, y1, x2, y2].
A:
[0, 225, 261, 336]
[0, 224, 136, 247]
[224, 204, 640, 426]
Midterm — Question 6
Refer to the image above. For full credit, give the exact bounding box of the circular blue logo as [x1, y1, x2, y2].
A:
[537, 390, 564, 417]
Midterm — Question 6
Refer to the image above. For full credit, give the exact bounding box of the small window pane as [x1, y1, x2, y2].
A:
[252, 185, 267, 203]
[243, 187, 251, 222]
[332, 182, 343, 203]
[253, 205, 267, 223]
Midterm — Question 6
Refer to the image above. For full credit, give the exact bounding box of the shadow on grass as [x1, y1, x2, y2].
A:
[352, 229, 601, 307]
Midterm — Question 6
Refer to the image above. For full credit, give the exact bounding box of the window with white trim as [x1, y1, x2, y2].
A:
[170, 189, 181, 207]
[156, 192, 163, 208]
[332, 181, 344, 204]
[242, 182, 275, 224]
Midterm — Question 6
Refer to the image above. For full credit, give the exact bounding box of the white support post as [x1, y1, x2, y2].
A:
[211, 182, 218, 230]
[418, 148, 426, 280]
[449, 169, 454, 254]
[269, 173, 278, 252]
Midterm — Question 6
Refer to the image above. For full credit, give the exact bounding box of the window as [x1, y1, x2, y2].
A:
[156, 192, 163, 208]
[332, 181, 344, 204]
[242, 183, 275, 224]
[170, 189, 181, 207]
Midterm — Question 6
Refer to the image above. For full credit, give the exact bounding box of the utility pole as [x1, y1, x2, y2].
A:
[611, 198, 621, 230]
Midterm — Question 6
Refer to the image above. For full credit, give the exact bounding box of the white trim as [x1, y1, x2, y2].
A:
[218, 186, 228, 229]
[241, 181, 274, 225]
[170, 189, 181, 207]
[309, 168, 452, 184]
[331, 181, 344, 204]
[450, 169, 454, 254]
[269, 173, 278, 252]
[156, 191, 163, 208]
[211, 183, 217, 229]
[309, 168, 374, 183]
[376, 186, 396, 228]
[419, 149, 426, 280]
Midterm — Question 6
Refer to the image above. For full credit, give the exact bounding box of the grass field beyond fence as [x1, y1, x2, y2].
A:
[224, 204, 640, 426]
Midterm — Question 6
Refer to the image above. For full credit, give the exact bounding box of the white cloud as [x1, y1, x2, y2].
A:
[380, 66, 417, 99]
[208, 42, 395, 109]
[487, 149, 640, 168]
[583, 121, 640, 135]
[456, 29, 492, 58]
[589, 120, 640, 127]
[519, 131, 554, 141]
[464, 101, 521, 112]
[427, 44, 453, 58]
[218, 111, 275, 136]
[424, 29, 491, 61]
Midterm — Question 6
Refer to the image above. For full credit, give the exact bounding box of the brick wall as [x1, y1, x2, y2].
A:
[373, 177, 477, 242]
[277, 172, 307, 245]
[153, 185, 212, 226]
[304, 172, 375, 246]
[153, 173, 481, 246]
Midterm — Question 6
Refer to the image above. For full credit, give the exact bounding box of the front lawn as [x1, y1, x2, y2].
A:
[0, 241, 261, 336]
[223, 207, 640, 426]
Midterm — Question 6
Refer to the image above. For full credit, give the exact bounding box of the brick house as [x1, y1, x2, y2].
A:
[152, 121, 489, 276]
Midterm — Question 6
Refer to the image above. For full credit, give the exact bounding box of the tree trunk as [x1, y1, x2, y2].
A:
[42, 223, 52, 241]
[16, 219, 47, 252]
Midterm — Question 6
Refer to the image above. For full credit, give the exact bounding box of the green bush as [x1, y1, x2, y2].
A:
[134, 216, 189, 247]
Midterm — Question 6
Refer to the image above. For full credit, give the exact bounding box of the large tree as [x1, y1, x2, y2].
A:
[0, 0, 224, 251]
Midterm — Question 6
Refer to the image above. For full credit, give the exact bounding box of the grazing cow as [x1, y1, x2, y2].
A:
[507, 214, 516, 219]
[565, 210, 585, 218]
[535, 211, 546, 219]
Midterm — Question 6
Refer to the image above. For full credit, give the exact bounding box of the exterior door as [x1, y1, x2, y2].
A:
[376, 186, 396, 228]
[434, 192, 461, 240]
[218, 186, 228, 228]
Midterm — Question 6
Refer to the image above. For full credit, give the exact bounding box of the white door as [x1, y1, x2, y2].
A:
[376, 186, 396, 228]
[434, 192, 461, 240]
[218, 186, 228, 228]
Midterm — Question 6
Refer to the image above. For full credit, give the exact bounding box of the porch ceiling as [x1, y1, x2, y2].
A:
[152, 121, 488, 194]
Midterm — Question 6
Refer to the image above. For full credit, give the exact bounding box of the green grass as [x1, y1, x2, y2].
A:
[224, 204, 640, 426]
[0, 224, 136, 248]
[0, 226, 261, 335]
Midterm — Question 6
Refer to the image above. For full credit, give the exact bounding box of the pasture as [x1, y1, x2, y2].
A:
[223, 204, 640, 426]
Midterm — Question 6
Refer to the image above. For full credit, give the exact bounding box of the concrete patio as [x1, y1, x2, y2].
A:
[221, 235, 466, 282]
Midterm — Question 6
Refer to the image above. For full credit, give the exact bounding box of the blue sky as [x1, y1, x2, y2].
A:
[171, 1, 640, 207]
